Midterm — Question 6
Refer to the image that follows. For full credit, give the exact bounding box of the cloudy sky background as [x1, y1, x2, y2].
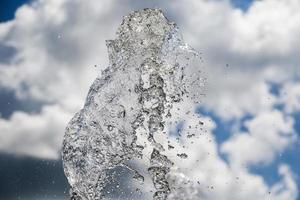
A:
[0, 0, 300, 199]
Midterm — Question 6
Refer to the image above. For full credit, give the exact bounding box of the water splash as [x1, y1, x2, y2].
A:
[62, 8, 205, 200]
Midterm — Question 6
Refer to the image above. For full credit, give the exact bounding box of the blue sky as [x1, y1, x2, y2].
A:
[0, 0, 300, 199]
[231, 0, 255, 10]
[0, 0, 31, 22]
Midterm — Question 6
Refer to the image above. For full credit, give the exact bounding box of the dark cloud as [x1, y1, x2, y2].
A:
[0, 88, 45, 119]
[0, 153, 69, 200]
[0, 44, 17, 64]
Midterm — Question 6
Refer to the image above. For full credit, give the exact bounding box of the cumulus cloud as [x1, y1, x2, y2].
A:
[279, 81, 300, 113]
[0, 0, 128, 159]
[221, 110, 297, 167]
[168, 0, 300, 119]
[0, 0, 299, 199]
[160, 112, 298, 200]
[0, 0, 120, 103]
[0, 104, 71, 159]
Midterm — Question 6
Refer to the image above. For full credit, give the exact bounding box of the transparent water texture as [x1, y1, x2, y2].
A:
[62, 8, 205, 200]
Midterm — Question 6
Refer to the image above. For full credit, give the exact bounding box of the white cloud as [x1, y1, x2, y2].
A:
[271, 164, 298, 200]
[0, 0, 127, 159]
[0, 104, 72, 159]
[172, 0, 300, 64]
[279, 81, 300, 113]
[0, 0, 123, 104]
[168, 0, 300, 120]
[221, 110, 297, 167]
[161, 112, 298, 200]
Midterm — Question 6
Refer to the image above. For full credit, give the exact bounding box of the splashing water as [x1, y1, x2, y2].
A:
[62, 8, 205, 200]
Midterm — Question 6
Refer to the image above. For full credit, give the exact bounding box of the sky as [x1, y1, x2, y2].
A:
[0, 0, 299, 200]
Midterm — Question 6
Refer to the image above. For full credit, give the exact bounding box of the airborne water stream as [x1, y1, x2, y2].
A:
[62, 8, 206, 200]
